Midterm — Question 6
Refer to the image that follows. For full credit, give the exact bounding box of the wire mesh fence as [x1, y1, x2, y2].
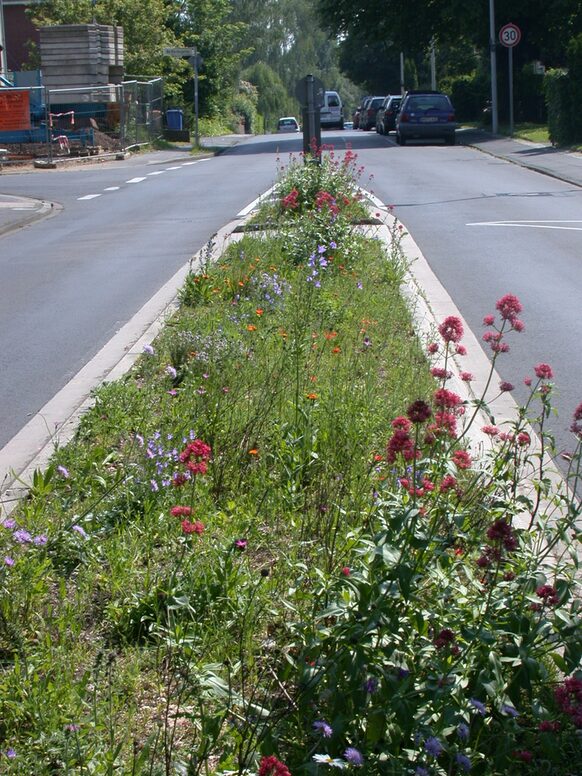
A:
[0, 77, 164, 163]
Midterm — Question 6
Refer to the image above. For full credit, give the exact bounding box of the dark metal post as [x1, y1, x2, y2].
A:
[302, 74, 321, 162]
[45, 86, 53, 164]
[194, 48, 199, 147]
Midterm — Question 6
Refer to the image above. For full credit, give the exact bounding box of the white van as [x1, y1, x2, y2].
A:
[320, 90, 344, 130]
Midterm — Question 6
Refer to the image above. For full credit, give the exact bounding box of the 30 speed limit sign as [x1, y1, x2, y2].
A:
[499, 23, 521, 47]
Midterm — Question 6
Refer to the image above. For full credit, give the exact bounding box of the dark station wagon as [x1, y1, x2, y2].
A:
[395, 91, 457, 145]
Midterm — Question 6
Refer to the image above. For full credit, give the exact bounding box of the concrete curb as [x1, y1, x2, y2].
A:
[0, 197, 61, 237]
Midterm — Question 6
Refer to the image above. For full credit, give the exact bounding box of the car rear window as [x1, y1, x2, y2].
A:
[327, 94, 340, 107]
[407, 96, 451, 111]
[371, 98, 384, 108]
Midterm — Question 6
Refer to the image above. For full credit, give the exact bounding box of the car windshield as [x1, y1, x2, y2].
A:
[407, 96, 451, 112]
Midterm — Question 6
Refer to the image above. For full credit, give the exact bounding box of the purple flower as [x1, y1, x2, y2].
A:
[13, 529, 32, 544]
[142, 344, 155, 355]
[502, 704, 519, 718]
[313, 720, 333, 738]
[424, 737, 443, 757]
[33, 535, 48, 546]
[456, 753, 472, 772]
[72, 525, 88, 539]
[318, 245, 327, 254]
[457, 723, 470, 741]
[165, 365, 177, 379]
[6, 748, 16, 758]
[235, 539, 248, 550]
[4, 557, 15, 567]
[1, 518, 16, 530]
[470, 698, 486, 716]
[57, 465, 70, 478]
[363, 677, 379, 694]
[357, 281, 363, 290]
[415, 768, 429, 776]
[65, 723, 80, 732]
[330, 241, 337, 249]
[343, 747, 364, 766]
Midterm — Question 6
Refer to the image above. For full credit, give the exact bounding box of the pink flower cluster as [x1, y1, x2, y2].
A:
[315, 189, 340, 215]
[179, 439, 212, 476]
[476, 518, 518, 571]
[482, 293, 525, 354]
[555, 676, 582, 728]
[258, 755, 292, 776]
[281, 188, 299, 210]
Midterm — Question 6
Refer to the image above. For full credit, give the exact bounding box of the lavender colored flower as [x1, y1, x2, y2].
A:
[33, 535, 48, 546]
[165, 365, 177, 379]
[343, 747, 364, 766]
[4, 557, 15, 567]
[457, 723, 470, 741]
[502, 704, 519, 718]
[72, 525, 88, 539]
[363, 677, 379, 694]
[6, 748, 16, 758]
[313, 720, 333, 738]
[470, 698, 487, 716]
[357, 281, 363, 290]
[57, 465, 70, 478]
[318, 245, 327, 254]
[13, 529, 32, 544]
[424, 737, 443, 757]
[65, 723, 80, 732]
[1, 518, 16, 530]
[456, 753, 472, 772]
[330, 241, 337, 249]
[142, 343, 155, 355]
[415, 768, 429, 776]
[150, 479, 159, 492]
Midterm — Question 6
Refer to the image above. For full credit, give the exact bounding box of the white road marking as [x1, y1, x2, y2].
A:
[237, 184, 276, 217]
[182, 161, 198, 166]
[103, 186, 120, 191]
[12, 207, 36, 210]
[78, 194, 102, 200]
[126, 177, 147, 183]
[147, 170, 166, 176]
[467, 219, 582, 231]
[165, 166, 182, 170]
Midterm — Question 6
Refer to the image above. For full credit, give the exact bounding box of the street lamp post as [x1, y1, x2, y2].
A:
[0, 0, 9, 76]
[488, 0, 499, 134]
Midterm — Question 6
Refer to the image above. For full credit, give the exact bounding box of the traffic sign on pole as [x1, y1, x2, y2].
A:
[163, 46, 196, 57]
[499, 23, 521, 48]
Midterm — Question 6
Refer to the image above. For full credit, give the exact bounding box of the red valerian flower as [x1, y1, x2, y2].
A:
[513, 750, 533, 763]
[434, 628, 455, 649]
[574, 402, 582, 421]
[487, 519, 518, 551]
[460, 371, 474, 382]
[170, 505, 192, 517]
[456, 344, 467, 355]
[433, 388, 463, 409]
[538, 720, 561, 732]
[534, 363, 553, 380]
[179, 439, 212, 475]
[407, 400, 432, 423]
[482, 425, 499, 436]
[536, 584, 559, 606]
[517, 432, 531, 446]
[181, 519, 204, 535]
[392, 415, 412, 432]
[496, 293, 522, 322]
[440, 474, 458, 493]
[483, 314, 495, 326]
[438, 315, 464, 343]
[555, 676, 582, 728]
[452, 449, 472, 469]
[427, 342, 439, 354]
[431, 367, 452, 379]
[258, 755, 292, 776]
[499, 381, 514, 392]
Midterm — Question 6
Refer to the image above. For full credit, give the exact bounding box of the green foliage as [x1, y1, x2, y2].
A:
[440, 73, 489, 123]
[543, 68, 575, 146]
[243, 62, 298, 131]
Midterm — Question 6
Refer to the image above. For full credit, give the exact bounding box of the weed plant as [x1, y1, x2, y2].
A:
[0, 150, 580, 775]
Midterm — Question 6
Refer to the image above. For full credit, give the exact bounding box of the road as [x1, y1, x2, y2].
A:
[1, 131, 580, 469]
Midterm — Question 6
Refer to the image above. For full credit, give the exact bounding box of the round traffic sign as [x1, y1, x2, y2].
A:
[499, 23, 521, 47]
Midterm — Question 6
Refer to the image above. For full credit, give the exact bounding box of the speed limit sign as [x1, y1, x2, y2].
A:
[499, 23, 521, 47]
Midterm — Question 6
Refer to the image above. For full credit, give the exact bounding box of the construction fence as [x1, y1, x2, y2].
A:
[0, 77, 164, 162]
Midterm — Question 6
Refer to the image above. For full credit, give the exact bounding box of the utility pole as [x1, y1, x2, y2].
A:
[400, 52, 405, 95]
[0, 0, 8, 76]
[430, 39, 436, 90]
[488, 0, 499, 134]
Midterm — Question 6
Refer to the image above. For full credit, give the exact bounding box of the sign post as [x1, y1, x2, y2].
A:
[499, 23, 521, 136]
[295, 74, 324, 162]
[163, 46, 201, 146]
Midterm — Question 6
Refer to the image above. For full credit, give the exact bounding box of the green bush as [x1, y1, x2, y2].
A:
[543, 69, 574, 146]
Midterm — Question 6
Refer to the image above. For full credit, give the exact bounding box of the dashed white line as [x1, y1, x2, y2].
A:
[126, 177, 147, 184]
[103, 186, 120, 191]
[467, 219, 582, 231]
[78, 194, 102, 200]
[165, 166, 181, 170]
[147, 171, 166, 176]
[182, 161, 198, 166]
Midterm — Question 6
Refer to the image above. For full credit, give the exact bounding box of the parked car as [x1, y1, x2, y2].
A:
[343, 120, 354, 130]
[277, 116, 300, 133]
[359, 96, 386, 131]
[395, 90, 457, 145]
[320, 91, 344, 130]
[352, 96, 369, 130]
[380, 95, 402, 133]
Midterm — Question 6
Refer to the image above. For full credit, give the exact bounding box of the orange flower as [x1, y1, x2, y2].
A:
[306, 392, 318, 400]
[246, 324, 257, 332]
[238, 281, 245, 287]
[279, 329, 288, 338]
[255, 308, 264, 316]
[248, 448, 259, 456]
[324, 331, 338, 340]
[332, 346, 341, 354]
[309, 375, 317, 383]
[373, 454, 383, 462]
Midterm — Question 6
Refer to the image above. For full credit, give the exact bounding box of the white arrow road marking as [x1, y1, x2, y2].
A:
[467, 220, 582, 231]
[103, 187, 120, 191]
[126, 177, 147, 183]
[78, 194, 102, 200]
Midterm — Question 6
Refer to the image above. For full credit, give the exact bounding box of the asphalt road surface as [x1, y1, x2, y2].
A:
[1, 132, 580, 470]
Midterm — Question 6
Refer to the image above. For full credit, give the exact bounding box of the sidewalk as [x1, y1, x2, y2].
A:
[460, 127, 582, 187]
